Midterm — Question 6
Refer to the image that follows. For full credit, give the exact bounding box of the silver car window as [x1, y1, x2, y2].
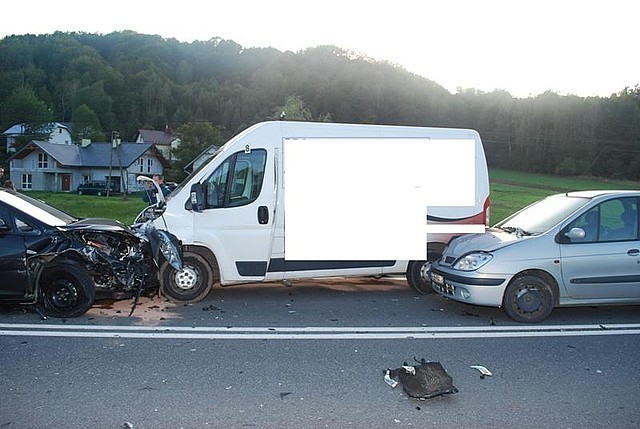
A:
[599, 197, 638, 242]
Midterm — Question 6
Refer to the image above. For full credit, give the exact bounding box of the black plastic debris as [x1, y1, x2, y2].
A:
[386, 360, 458, 399]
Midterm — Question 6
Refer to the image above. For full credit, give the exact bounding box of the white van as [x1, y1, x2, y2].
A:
[151, 121, 489, 302]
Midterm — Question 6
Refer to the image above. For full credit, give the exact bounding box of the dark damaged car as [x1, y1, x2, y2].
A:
[0, 187, 182, 318]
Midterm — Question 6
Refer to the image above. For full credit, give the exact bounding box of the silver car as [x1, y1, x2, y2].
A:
[430, 191, 640, 322]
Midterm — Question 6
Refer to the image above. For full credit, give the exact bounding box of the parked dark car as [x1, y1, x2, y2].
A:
[77, 180, 116, 196]
[165, 181, 179, 192]
[0, 187, 182, 318]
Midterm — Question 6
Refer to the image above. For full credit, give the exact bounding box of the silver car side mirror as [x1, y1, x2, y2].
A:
[565, 227, 586, 240]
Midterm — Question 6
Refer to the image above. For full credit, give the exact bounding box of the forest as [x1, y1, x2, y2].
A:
[0, 31, 638, 181]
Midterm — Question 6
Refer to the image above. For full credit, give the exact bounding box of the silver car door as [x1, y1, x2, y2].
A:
[560, 197, 640, 300]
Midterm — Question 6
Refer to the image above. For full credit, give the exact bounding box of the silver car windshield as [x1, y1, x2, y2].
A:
[496, 194, 591, 235]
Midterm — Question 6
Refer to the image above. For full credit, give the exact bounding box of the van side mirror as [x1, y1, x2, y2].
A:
[190, 183, 205, 212]
[0, 218, 8, 232]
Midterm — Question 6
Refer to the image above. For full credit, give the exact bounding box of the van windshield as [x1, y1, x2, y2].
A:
[170, 147, 223, 196]
[496, 194, 591, 235]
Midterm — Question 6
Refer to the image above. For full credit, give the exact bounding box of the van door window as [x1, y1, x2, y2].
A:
[204, 149, 267, 209]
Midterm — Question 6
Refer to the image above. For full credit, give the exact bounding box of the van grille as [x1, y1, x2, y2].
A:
[444, 256, 455, 265]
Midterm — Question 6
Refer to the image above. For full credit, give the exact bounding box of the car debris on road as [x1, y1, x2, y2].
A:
[470, 365, 493, 378]
[385, 359, 458, 399]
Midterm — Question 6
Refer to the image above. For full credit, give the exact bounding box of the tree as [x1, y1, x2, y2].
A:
[1, 31, 639, 181]
[1, 86, 53, 153]
[1, 86, 52, 131]
[71, 104, 105, 142]
[272, 95, 312, 121]
[171, 122, 226, 180]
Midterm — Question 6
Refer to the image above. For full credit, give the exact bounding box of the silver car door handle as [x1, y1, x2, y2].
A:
[627, 249, 639, 256]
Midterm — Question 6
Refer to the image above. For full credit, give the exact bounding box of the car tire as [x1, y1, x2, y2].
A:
[502, 274, 555, 323]
[40, 263, 95, 318]
[78, 190, 83, 195]
[406, 257, 438, 294]
[159, 251, 213, 303]
[97, 191, 102, 196]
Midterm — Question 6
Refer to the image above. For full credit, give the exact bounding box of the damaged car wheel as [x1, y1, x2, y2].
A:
[40, 263, 95, 318]
[160, 251, 213, 303]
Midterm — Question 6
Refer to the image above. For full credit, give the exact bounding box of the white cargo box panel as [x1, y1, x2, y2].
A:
[283, 138, 478, 260]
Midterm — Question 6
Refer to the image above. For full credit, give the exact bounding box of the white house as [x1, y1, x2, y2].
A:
[3, 122, 73, 153]
[8, 140, 169, 193]
[183, 144, 219, 173]
[135, 127, 181, 161]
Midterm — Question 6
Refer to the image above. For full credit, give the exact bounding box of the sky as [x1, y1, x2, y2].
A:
[2, 0, 638, 98]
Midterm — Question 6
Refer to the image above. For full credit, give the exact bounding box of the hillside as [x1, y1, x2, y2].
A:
[0, 31, 639, 180]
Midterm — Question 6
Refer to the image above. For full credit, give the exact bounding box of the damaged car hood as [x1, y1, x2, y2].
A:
[59, 217, 133, 233]
[445, 228, 526, 257]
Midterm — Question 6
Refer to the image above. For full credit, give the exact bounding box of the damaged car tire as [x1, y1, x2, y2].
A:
[502, 274, 555, 323]
[160, 251, 213, 303]
[406, 258, 437, 294]
[40, 263, 95, 318]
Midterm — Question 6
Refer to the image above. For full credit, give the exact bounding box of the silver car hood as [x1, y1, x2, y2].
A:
[444, 228, 524, 258]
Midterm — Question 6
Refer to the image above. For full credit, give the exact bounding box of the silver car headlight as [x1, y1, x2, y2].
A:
[453, 253, 493, 271]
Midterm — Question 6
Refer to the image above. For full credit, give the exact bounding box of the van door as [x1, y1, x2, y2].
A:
[193, 148, 274, 282]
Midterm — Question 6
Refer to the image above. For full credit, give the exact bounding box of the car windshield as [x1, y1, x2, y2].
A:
[1, 190, 77, 226]
[496, 194, 591, 235]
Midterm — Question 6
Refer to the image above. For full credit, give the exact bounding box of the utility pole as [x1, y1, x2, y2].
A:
[107, 131, 119, 197]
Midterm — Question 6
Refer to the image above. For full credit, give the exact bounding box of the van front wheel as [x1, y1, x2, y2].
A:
[160, 251, 213, 303]
[406, 259, 436, 294]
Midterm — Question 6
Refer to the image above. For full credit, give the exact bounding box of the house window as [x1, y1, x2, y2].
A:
[38, 153, 48, 169]
[21, 174, 32, 190]
[83, 174, 91, 183]
[138, 158, 144, 172]
[147, 159, 153, 173]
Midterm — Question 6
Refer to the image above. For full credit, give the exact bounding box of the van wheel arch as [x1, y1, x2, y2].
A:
[406, 243, 446, 294]
[183, 245, 221, 285]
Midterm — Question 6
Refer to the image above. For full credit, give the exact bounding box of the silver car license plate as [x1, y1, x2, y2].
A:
[430, 272, 445, 286]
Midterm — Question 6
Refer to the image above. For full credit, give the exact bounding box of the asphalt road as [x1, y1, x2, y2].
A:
[1, 277, 639, 429]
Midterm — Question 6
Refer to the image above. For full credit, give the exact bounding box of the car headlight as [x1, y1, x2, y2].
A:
[157, 230, 183, 271]
[453, 253, 493, 271]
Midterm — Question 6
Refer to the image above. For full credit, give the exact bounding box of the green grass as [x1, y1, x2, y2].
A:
[24, 191, 148, 225]
[22, 169, 640, 226]
[489, 169, 639, 224]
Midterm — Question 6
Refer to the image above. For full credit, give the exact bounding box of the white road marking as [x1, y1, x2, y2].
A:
[0, 323, 639, 339]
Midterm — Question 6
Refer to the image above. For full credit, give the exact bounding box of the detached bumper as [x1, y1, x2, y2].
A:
[429, 264, 507, 307]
